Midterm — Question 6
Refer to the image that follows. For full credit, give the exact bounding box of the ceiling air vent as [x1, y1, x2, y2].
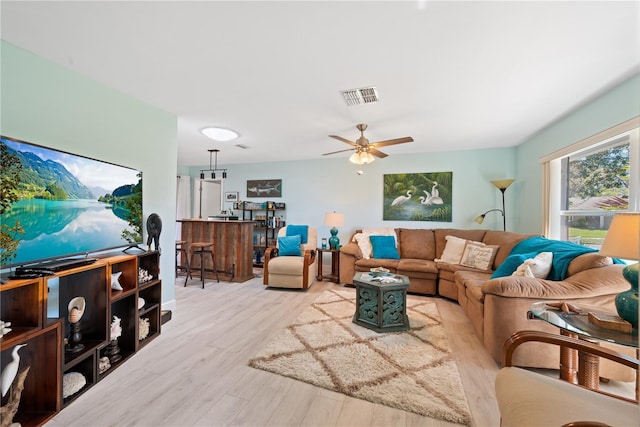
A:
[235, 144, 250, 149]
[340, 86, 379, 106]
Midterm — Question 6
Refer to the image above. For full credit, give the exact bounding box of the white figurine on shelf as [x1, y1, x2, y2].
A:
[0, 320, 12, 338]
[1, 343, 26, 397]
[110, 316, 122, 341]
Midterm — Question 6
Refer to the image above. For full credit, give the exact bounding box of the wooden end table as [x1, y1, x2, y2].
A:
[352, 272, 410, 333]
[316, 248, 340, 283]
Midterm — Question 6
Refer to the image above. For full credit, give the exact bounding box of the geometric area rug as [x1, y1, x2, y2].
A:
[248, 289, 472, 425]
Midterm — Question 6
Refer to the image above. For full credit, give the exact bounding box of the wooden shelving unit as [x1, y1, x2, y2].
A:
[0, 250, 162, 425]
[1, 278, 61, 427]
[241, 202, 285, 267]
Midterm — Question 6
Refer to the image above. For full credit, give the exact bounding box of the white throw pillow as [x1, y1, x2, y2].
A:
[512, 252, 553, 278]
[460, 242, 499, 271]
[435, 235, 469, 264]
[353, 228, 397, 259]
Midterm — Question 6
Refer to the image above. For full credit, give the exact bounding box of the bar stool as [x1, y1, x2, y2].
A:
[175, 240, 191, 284]
[187, 242, 219, 288]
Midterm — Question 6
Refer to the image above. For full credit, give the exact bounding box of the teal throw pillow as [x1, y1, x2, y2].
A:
[370, 235, 400, 260]
[278, 235, 302, 256]
[286, 225, 308, 244]
[490, 252, 538, 278]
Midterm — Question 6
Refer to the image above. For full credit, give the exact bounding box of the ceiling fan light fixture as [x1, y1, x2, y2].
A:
[201, 127, 239, 141]
[349, 152, 363, 164]
[360, 152, 375, 164]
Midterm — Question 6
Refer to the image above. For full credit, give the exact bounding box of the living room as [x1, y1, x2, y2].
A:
[1, 1, 639, 426]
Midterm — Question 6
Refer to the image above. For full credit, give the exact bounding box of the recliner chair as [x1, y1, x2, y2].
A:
[263, 226, 317, 289]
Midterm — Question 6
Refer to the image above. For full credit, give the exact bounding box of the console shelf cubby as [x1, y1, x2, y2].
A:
[1, 275, 62, 427]
[0, 251, 162, 425]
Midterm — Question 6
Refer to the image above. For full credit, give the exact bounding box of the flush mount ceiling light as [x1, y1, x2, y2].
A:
[201, 127, 239, 141]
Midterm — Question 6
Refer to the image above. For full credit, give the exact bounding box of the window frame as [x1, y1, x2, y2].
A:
[541, 116, 639, 242]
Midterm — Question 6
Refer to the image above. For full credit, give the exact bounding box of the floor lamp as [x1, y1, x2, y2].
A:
[475, 179, 515, 231]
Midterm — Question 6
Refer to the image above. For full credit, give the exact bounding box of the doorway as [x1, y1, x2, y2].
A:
[193, 179, 223, 219]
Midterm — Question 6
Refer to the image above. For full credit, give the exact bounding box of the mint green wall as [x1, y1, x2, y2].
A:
[186, 147, 518, 244]
[1, 41, 178, 308]
[514, 73, 640, 234]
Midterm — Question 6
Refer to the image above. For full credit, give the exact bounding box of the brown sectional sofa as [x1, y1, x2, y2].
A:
[339, 227, 633, 379]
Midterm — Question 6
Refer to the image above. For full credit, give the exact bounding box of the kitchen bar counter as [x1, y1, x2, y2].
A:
[178, 219, 254, 282]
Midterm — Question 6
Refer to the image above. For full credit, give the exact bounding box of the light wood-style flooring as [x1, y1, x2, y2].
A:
[46, 275, 500, 427]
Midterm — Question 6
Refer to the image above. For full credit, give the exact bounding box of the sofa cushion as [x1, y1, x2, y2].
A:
[482, 230, 536, 268]
[396, 258, 438, 274]
[398, 228, 435, 259]
[567, 252, 614, 276]
[370, 235, 400, 259]
[455, 270, 492, 292]
[355, 258, 400, 271]
[434, 229, 487, 259]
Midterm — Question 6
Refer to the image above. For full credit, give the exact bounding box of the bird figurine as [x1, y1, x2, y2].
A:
[1, 343, 27, 397]
[391, 190, 412, 206]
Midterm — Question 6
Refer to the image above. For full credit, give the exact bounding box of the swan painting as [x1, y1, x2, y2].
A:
[383, 172, 452, 222]
[391, 190, 412, 206]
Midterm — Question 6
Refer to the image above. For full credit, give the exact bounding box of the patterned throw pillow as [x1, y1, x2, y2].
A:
[459, 242, 500, 271]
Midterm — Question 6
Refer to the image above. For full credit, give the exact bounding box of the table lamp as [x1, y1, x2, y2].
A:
[599, 212, 639, 328]
[324, 212, 345, 249]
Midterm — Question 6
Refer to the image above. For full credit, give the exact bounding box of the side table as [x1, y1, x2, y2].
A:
[316, 248, 340, 283]
[529, 301, 638, 398]
[352, 272, 410, 333]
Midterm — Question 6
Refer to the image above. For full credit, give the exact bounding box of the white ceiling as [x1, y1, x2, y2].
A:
[2, 1, 639, 167]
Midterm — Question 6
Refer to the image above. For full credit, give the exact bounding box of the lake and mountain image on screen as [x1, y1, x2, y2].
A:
[0, 136, 142, 267]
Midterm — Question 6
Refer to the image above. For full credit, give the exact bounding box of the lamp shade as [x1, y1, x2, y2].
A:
[599, 212, 640, 261]
[324, 212, 345, 228]
[490, 179, 515, 190]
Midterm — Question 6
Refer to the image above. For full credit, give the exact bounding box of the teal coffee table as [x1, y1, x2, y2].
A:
[352, 272, 410, 333]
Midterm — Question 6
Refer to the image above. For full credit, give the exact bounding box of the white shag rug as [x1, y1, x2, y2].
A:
[248, 289, 472, 425]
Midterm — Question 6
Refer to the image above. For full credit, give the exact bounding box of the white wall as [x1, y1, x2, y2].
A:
[1, 41, 179, 309]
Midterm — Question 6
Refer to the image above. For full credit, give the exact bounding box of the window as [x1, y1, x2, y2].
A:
[541, 117, 639, 249]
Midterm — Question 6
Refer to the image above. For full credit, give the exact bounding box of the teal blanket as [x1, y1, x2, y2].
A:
[509, 236, 622, 280]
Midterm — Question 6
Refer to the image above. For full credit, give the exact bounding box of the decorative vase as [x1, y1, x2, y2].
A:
[615, 263, 638, 328]
[329, 227, 339, 250]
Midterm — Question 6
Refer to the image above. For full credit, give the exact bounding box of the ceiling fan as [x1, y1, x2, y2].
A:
[322, 123, 413, 164]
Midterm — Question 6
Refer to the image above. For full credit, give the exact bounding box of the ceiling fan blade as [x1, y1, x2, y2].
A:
[322, 147, 356, 156]
[371, 137, 414, 148]
[368, 148, 388, 158]
[329, 135, 358, 146]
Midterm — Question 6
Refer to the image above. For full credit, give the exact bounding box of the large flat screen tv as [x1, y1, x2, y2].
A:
[0, 135, 143, 270]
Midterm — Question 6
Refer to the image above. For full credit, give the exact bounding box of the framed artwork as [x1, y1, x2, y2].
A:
[247, 179, 282, 198]
[383, 172, 452, 222]
[225, 191, 239, 202]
